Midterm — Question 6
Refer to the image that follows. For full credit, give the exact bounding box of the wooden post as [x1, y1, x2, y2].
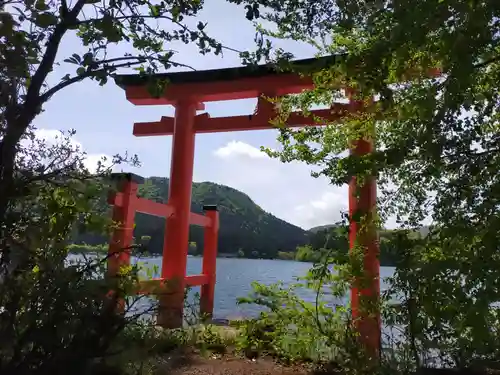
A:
[158, 99, 198, 328]
[107, 173, 143, 312]
[200, 205, 219, 318]
[347, 90, 381, 357]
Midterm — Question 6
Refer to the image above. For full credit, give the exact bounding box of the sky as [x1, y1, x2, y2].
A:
[32, 0, 351, 230]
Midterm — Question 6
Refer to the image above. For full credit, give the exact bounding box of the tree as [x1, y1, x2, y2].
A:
[295, 244, 315, 262]
[0, 130, 163, 374]
[232, 0, 500, 368]
[0, 0, 269, 232]
[0, 1, 269, 371]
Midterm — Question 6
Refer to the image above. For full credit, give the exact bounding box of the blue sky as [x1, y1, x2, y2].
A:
[33, 0, 349, 230]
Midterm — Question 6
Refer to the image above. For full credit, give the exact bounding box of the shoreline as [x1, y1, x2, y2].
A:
[67, 249, 307, 262]
[67, 251, 397, 266]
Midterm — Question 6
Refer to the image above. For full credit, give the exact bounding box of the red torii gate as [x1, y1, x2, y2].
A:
[113, 55, 380, 352]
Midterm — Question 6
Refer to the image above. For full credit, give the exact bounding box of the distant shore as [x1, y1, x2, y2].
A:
[68, 245, 398, 267]
[67, 244, 304, 262]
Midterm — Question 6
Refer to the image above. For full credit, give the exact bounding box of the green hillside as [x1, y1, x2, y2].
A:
[74, 177, 309, 258]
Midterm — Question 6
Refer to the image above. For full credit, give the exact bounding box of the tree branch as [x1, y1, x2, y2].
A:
[40, 57, 196, 102]
[72, 14, 243, 55]
[473, 55, 500, 70]
[60, 0, 68, 17]
[39, 60, 147, 102]
[74, 14, 172, 26]
[23, 0, 87, 115]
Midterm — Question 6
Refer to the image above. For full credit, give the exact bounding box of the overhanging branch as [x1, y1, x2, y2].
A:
[473, 55, 500, 70]
[40, 57, 196, 102]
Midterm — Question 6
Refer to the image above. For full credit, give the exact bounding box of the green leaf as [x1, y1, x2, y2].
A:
[171, 5, 180, 20]
[244, 5, 255, 21]
[63, 56, 80, 64]
[34, 12, 58, 27]
[149, 5, 160, 17]
[34, 0, 49, 11]
[100, 18, 122, 43]
[82, 52, 94, 66]
[72, 53, 81, 62]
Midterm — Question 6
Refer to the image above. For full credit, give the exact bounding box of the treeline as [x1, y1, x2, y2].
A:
[72, 219, 422, 267]
[275, 226, 425, 266]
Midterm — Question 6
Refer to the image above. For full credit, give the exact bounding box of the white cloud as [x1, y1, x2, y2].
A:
[209, 140, 421, 230]
[214, 140, 268, 159]
[34, 128, 76, 147]
[31, 128, 113, 173]
[209, 139, 347, 229]
[292, 189, 348, 229]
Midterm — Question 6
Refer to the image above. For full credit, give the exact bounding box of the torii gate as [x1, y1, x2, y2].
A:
[113, 55, 381, 353]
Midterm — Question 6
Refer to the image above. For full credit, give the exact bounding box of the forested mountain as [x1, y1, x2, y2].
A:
[73, 177, 309, 258]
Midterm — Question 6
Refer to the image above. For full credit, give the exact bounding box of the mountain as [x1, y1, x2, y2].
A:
[74, 177, 309, 258]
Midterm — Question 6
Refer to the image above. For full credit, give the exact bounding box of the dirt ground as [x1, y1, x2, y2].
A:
[152, 321, 323, 375]
[156, 349, 317, 375]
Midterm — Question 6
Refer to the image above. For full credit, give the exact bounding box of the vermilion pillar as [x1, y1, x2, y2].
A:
[200, 205, 219, 318]
[108, 173, 141, 277]
[108, 173, 142, 312]
[347, 92, 381, 356]
[158, 99, 198, 328]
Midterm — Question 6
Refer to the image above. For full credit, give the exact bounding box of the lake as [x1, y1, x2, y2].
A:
[130, 255, 395, 320]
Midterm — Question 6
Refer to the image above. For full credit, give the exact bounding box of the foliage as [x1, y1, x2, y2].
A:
[276, 251, 295, 260]
[0, 94, 167, 373]
[0, 246, 161, 374]
[235, 266, 366, 367]
[227, 0, 500, 371]
[1, 0, 255, 228]
[0, 128, 167, 375]
[307, 226, 425, 266]
[295, 244, 323, 262]
[192, 324, 235, 356]
[0, 0, 274, 372]
[66, 240, 197, 256]
[0, 95, 170, 374]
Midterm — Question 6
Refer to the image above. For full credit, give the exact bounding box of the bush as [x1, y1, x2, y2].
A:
[235, 277, 359, 364]
[0, 249, 160, 375]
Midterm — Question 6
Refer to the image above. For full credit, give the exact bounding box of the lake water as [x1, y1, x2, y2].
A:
[130, 255, 395, 320]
